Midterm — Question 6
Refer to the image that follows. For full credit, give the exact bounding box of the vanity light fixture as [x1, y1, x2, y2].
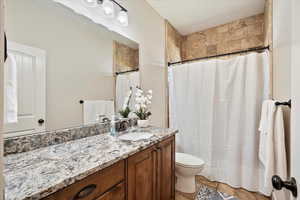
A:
[102, 0, 115, 17]
[81, 0, 129, 26]
[82, 0, 98, 8]
[117, 10, 128, 26]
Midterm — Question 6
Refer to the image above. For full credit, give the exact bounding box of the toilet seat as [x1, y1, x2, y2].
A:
[176, 152, 204, 168]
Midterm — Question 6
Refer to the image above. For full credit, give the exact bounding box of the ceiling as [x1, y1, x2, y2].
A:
[146, 0, 265, 35]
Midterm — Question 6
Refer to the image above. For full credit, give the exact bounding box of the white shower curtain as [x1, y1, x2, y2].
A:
[169, 52, 271, 195]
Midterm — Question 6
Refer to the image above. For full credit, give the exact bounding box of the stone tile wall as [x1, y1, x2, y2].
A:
[264, 0, 272, 47]
[181, 13, 265, 60]
[166, 14, 266, 63]
[114, 41, 139, 73]
[166, 21, 183, 63]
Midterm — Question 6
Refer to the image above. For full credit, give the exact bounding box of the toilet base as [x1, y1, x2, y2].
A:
[175, 173, 196, 193]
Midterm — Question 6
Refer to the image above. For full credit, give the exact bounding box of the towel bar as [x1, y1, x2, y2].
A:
[275, 99, 291, 108]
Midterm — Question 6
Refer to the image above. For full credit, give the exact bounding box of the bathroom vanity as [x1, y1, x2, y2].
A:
[4, 127, 177, 200]
[43, 136, 175, 200]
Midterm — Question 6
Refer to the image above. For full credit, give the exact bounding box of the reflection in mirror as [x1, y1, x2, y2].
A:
[114, 41, 139, 73]
[4, 0, 139, 137]
[114, 41, 140, 118]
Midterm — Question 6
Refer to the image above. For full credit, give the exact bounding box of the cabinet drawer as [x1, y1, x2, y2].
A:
[96, 182, 125, 200]
[43, 160, 125, 200]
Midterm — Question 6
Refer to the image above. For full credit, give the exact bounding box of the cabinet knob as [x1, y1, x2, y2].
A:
[272, 175, 298, 197]
[38, 119, 45, 125]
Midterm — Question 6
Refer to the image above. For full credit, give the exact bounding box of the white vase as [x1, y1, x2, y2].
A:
[137, 119, 149, 128]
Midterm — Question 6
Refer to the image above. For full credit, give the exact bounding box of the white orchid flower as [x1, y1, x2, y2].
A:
[134, 88, 153, 120]
[135, 104, 141, 110]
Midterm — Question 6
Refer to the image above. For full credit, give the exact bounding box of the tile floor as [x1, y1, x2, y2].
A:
[195, 184, 238, 200]
[175, 175, 270, 200]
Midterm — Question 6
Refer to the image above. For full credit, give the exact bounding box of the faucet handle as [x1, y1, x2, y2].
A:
[119, 120, 130, 132]
[102, 117, 110, 123]
[97, 115, 110, 123]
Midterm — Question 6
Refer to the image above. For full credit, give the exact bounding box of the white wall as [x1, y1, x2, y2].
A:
[6, 0, 117, 130]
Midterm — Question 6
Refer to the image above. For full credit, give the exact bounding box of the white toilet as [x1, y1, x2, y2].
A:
[175, 152, 205, 193]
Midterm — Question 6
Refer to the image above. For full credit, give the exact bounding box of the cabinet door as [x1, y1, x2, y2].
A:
[95, 182, 125, 200]
[157, 136, 175, 200]
[127, 146, 157, 200]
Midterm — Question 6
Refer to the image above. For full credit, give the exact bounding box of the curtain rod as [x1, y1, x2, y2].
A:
[168, 46, 270, 66]
[115, 69, 139, 75]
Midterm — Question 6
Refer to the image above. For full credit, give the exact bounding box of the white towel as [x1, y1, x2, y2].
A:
[116, 71, 140, 112]
[271, 106, 288, 200]
[258, 100, 276, 166]
[83, 100, 114, 125]
[259, 100, 288, 199]
[4, 53, 18, 124]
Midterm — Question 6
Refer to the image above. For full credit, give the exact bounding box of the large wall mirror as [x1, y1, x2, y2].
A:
[4, 0, 140, 137]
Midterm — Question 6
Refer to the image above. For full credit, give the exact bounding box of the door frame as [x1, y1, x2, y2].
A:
[0, 0, 5, 199]
[291, 0, 300, 199]
[4, 41, 46, 137]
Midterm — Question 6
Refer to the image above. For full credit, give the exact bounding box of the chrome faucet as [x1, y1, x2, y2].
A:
[98, 115, 110, 123]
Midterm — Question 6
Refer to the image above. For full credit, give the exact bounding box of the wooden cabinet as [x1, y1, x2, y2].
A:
[43, 161, 125, 200]
[95, 182, 125, 200]
[127, 136, 175, 200]
[127, 145, 157, 200]
[157, 136, 175, 200]
[42, 136, 175, 200]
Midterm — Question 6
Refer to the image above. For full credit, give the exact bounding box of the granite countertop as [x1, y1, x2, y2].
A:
[4, 127, 178, 200]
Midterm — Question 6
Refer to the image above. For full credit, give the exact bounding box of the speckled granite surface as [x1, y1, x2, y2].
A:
[4, 127, 177, 200]
[4, 118, 137, 156]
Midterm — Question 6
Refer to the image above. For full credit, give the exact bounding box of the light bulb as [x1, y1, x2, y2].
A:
[102, 0, 114, 17]
[82, 0, 98, 8]
[117, 10, 128, 26]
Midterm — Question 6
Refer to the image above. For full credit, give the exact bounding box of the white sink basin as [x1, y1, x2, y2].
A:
[118, 132, 154, 142]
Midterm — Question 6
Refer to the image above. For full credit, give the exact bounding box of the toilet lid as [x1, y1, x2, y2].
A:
[175, 152, 205, 168]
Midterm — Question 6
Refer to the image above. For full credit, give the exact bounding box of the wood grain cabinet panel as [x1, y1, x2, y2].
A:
[42, 161, 125, 200]
[96, 182, 125, 200]
[157, 136, 175, 200]
[127, 136, 175, 200]
[127, 146, 157, 200]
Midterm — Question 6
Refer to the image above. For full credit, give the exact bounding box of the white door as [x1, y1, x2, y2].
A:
[291, 0, 300, 199]
[4, 41, 46, 137]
